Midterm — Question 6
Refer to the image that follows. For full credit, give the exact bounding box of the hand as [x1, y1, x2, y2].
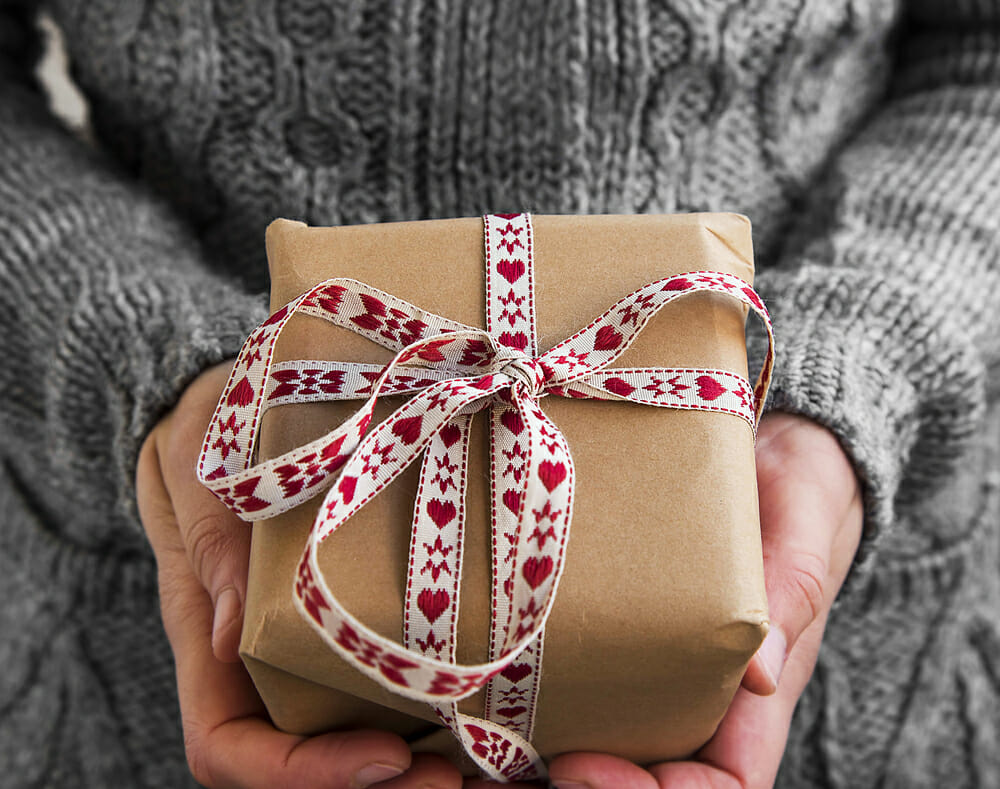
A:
[464, 412, 864, 789]
[136, 361, 463, 789]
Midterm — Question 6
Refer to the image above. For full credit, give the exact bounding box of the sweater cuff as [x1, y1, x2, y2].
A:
[118, 272, 268, 483]
[50, 265, 268, 530]
[748, 265, 985, 584]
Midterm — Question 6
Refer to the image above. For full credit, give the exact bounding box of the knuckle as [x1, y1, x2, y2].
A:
[754, 427, 801, 488]
[272, 739, 327, 789]
[158, 575, 204, 645]
[754, 442, 790, 488]
[184, 729, 216, 788]
[783, 550, 828, 624]
[185, 512, 241, 589]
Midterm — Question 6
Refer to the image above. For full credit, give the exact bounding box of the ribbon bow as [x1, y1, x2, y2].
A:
[199, 213, 774, 782]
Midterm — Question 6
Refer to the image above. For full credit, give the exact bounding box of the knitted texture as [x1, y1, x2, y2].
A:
[0, 1, 997, 787]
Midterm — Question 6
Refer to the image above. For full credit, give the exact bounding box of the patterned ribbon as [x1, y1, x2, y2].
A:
[198, 213, 774, 782]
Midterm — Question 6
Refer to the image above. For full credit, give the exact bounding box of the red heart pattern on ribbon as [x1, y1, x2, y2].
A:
[198, 213, 775, 782]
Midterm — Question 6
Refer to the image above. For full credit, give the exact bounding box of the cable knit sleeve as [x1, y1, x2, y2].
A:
[748, 0, 1000, 578]
[0, 1, 268, 549]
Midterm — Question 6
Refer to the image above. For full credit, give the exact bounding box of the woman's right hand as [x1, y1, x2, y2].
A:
[136, 361, 462, 789]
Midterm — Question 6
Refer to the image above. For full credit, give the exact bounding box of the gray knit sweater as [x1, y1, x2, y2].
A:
[1, 1, 997, 787]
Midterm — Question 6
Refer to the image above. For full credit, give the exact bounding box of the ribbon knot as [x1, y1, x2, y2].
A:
[494, 351, 550, 398]
[199, 213, 775, 783]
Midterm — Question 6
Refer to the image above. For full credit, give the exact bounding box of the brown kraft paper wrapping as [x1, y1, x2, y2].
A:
[240, 213, 769, 772]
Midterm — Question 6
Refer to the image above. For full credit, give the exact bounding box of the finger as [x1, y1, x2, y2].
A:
[583, 624, 833, 789]
[137, 437, 217, 659]
[377, 753, 463, 788]
[141, 441, 419, 789]
[646, 761, 741, 789]
[137, 435, 188, 561]
[170, 472, 252, 663]
[463, 778, 541, 789]
[198, 722, 415, 789]
[677, 493, 865, 789]
[655, 612, 830, 789]
[548, 753, 659, 789]
[157, 363, 254, 662]
[741, 415, 862, 696]
[145, 457, 416, 788]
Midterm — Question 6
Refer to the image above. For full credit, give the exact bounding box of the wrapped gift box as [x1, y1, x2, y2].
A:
[234, 213, 769, 775]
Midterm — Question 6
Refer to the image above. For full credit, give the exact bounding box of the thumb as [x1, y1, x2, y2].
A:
[172, 481, 252, 664]
[742, 413, 862, 696]
[157, 362, 252, 663]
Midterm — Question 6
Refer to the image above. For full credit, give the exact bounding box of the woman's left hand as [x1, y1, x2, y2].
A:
[465, 412, 864, 789]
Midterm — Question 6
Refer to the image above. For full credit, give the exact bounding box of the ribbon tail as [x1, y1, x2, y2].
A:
[404, 413, 470, 738]
[294, 374, 557, 704]
[439, 387, 574, 782]
[483, 395, 544, 741]
[501, 391, 574, 654]
[400, 406, 547, 783]
[404, 414, 470, 668]
[453, 712, 547, 782]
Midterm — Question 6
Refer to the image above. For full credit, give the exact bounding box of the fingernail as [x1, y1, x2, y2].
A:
[352, 762, 405, 787]
[212, 586, 241, 647]
[759, 626, 788, 687]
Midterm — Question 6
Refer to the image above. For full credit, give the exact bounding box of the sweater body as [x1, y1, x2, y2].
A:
[1, 1, 997, 787]
[56, 0, 898, 285]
